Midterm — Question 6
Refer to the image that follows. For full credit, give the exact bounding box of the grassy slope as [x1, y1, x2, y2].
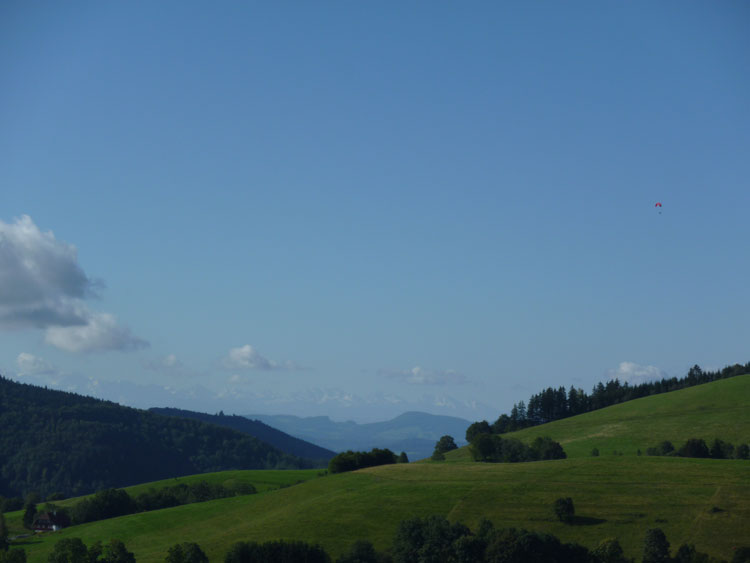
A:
[4, 469, 322, 537]
[15, 459, 750, 562]
[13, 375, 750, 562]
[446, 374, 750, 461]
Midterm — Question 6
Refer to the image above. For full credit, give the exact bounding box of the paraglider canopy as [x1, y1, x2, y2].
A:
[655, 202, 662, 214]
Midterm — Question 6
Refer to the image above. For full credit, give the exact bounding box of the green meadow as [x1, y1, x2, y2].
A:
[10, 375, 750, 562]
[446, 374, 750, 461]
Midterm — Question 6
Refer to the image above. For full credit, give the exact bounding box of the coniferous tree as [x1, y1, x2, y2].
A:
[21, 504, 36, 530]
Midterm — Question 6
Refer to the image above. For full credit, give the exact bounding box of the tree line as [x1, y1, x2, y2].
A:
[328, 448, 407, 474]
[19, 480, 258, 530]
[0, 376, 314, 499]
[646, 438, 750, 460]
[467, 362, 750, 440]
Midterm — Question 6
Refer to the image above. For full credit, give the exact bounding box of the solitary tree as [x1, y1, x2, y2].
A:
[553, 497, 575, 523]
[434, 435, 458, 454]
[397, 451, 409, 463]
[642, 528, 670, 563]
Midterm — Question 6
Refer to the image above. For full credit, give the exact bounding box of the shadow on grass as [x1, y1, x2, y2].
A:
[568, 515, 607, 526]
[11, 538, 43, 546]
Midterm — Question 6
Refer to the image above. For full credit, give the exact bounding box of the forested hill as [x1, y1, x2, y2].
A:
[0, 376, 316, 499]
[149, 407, 336, 461]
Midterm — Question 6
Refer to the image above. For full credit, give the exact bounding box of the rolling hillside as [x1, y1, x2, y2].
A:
[11, 375, 750, 562]
[0, 376, 317, 498]
[486, 373, 750, 459]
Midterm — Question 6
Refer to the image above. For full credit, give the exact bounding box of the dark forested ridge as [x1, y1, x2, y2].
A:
[0, 376, 316, 499]
[469, 362, 750, 438]
[149, 407, 336, 462]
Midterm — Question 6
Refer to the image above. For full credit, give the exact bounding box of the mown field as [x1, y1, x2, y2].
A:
[9, 375, 750, 562]
[12, 458, 750, 562]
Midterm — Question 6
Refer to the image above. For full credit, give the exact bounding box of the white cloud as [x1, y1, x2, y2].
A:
[379, 366, 469, 385]
[0, 215, 148, 353]
[0, 215, 95, 327]
[222, 344, 300, 371]
[44, 312, 148, 353]
[16, 352, 56, 375]
[608, 361, 664, 385]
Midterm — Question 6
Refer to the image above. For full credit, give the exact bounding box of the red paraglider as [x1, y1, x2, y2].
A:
[655, 202, 663, 214]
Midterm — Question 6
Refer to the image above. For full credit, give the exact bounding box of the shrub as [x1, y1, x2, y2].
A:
[591, 447, 600, 457]
[0, 550, 25, 563]
[430, 451, 445, 461]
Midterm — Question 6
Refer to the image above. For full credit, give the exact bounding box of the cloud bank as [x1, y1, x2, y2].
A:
[608, 361, 664, 385]
[16, 352, 56, 376]
[0, 215, 147, 352]
[379, 366, 469, 385]
[222, 344, 300, 371]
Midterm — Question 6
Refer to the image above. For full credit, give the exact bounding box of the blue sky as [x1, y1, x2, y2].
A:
[1, 1, 748, 422]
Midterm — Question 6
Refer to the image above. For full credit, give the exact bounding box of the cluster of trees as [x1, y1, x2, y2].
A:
[647, 438, 750, 460]
[470, 434, 566, 463]
[20, 481, 257, 530]
[5, 515, 750, 563]
[328, 449, 399, 474]
[0, 375, 312, 498]
[48, 538, 135, 563]
[467, 362, 750, 439]
[223, 540, 330, 563]
[391, 515, 599, 563]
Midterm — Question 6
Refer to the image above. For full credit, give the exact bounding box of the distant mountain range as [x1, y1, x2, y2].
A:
[150, 407, 336, 462]
[247, 411, 471, 461]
